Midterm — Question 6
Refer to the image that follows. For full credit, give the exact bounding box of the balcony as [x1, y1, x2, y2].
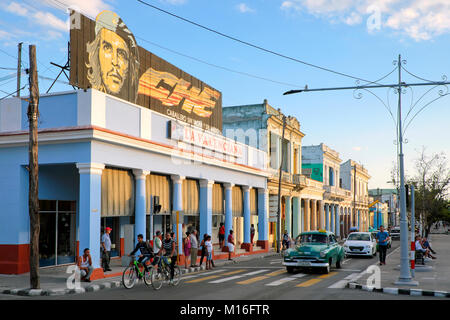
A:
[324, 185, 351, 201]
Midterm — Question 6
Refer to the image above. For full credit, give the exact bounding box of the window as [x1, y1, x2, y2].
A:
[281, 138, 290, 172]
[269, 132, 279, 170]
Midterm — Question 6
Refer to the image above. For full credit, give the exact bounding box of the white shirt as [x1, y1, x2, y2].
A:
[205, 240, 213, 253]
[415, 240, 424, 251]
[153, 237, 162, 254]
[190, 233, 198, 249]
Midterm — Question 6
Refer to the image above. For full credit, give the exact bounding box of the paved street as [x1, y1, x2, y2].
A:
[7, 241, 440, 301]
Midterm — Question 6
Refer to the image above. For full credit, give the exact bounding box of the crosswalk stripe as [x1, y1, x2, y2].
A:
[266, 269, 286, 277]
[344, 273, 360, 280]
[296, 279, 322, 287]
[208, 269, 269, 284]
[237, 276, 269, 285]
[181, 269, 226, 280]
[185, 269, 245, 283]
[318, 272, 338, 279]
[328, 280, 349, 289]
[266, 274, 307, 286]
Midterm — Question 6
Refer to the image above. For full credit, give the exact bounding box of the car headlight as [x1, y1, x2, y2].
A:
[320, 251, 327, 258]
[284, 250, 291, 257]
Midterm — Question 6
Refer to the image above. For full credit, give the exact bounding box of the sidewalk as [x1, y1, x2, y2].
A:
[347, 234, 450, 298]
[0, 249, 279, 297]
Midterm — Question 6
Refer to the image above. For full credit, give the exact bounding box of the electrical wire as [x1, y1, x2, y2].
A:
[0, 85, 28, 101]
[136, 0, 383, 85]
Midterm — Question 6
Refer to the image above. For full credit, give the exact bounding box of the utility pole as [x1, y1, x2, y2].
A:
[27, 45, 40, 289]
[276, 114, 287, 253]
[17, 42, 23, 97]
[283, 54, 450, 286]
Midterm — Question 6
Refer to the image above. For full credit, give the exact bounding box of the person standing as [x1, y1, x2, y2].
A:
[189, 229, 199, 267]
[78, 248, 94, 282]
[250, 224, 256, 245]
[282, 230, 290, 250]
[199, 233, 208, 267]
[227, 230, 235, 261]
[205, 235, 213, 270]
[218, 222, 225, 250]
[183, 231, 191, 269]
[376, 225, 390, 265]
[101, 227, 112, 272]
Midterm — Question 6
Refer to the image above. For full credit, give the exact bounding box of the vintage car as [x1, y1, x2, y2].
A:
[282, 230, 345, 274]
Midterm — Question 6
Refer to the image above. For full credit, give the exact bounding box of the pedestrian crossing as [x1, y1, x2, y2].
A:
[180, 267, 359, 289]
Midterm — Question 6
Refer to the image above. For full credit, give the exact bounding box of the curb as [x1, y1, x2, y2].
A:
[0, 252, 278, 297]
[346, 282, 450, 298]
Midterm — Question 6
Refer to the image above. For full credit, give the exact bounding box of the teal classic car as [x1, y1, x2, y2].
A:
[282, 230, 345, 274]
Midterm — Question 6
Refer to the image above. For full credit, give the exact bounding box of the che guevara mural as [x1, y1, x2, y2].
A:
[70, 10, 222, 132]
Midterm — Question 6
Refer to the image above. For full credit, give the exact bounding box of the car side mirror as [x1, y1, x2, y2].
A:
[343, 238, 346, 241]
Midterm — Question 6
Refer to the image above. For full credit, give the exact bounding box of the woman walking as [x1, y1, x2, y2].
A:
[183, 231, 191, 269]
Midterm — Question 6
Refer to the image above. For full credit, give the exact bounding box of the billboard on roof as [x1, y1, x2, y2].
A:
[69, 10, 222, 133]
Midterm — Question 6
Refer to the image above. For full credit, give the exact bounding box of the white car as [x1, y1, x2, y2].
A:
[343, 232, 377, 258]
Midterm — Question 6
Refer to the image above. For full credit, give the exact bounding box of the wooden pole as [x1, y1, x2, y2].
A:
[28, 45, 40, 289]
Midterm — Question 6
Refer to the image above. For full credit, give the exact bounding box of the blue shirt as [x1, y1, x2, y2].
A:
[101, 233, 111, 251]
[376, 231, 389, 246]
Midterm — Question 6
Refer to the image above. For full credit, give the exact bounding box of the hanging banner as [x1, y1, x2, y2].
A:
[69, 10, 222, 133]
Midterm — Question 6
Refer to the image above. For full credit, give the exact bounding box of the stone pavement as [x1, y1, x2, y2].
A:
[0, 249, 279, 297]
[347, 233, 450, 298]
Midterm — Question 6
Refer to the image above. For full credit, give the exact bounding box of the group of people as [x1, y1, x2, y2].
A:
[183, 230, 214, 270]
[415, 235, 437, 259]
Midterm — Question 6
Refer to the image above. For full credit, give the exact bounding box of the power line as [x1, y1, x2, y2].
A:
[0, 85, 27, 101]
[136, 0, 381, 85]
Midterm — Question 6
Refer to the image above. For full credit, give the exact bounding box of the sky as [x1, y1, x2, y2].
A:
[0, 0, 449, 189]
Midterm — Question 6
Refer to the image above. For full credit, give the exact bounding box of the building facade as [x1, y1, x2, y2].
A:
[0, 89, 269, 275]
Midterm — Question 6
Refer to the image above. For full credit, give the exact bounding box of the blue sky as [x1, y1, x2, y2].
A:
[1, 0, 449, 188]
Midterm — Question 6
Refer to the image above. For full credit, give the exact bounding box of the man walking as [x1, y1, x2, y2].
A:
[190, 229, 199, 267]
[376, 225, 390, 265]
[101, 227, 112, 272]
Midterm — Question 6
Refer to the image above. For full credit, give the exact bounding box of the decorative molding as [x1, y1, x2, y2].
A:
[76, 163, 105, 175]
[132, 169, 150, 180]
[199, 179, 214, 188]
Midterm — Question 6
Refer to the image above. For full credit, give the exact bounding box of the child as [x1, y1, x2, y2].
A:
[205, 235, 213, 270]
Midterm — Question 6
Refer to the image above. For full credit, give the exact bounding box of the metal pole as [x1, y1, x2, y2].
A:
[395, 55, 417, 285]
[276, 115, 287, 253]
[410, 185, 415, 278]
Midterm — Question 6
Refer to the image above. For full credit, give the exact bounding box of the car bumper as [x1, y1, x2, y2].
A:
[344, 249, 372, 256]
[282, 261, 329, 268]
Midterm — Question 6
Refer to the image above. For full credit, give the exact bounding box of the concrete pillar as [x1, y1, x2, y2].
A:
[304, 199, 310, 231]
[224, 183, 233, 246]
[319, 200, 324, 230]
[199, 179, 214, 241]
[133, 169, 149, 244]
[330, 204, 335, 233]
[257, 188, 268, 249]
[311, 199, 317, 230]
[242, 186, 251, 246]
[335, 205, 340, 238]
[292, 197, 301, 237]
[325, 204, 330, 231]
[285, 196, 292, 237]
[76, 163, 104, 269]
[171, 175, 184, 254]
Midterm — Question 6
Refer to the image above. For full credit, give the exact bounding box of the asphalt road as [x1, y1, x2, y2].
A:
[13, 240, 440, 301]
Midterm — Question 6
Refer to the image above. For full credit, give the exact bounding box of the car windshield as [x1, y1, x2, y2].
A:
[296, 234, 328, 245]
[347, 233, 371, 241]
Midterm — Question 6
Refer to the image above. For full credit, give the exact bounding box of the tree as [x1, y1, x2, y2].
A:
[408, 147, 450, 237]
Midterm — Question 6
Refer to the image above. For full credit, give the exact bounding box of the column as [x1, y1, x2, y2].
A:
[199, 179, 214, 241]
[325, 204, 330, 231]
[77, 163, 104, 269]
[257, 188, 268, 250]
[373, 209, 378, 229]
[292, 197, 301, 237]
[171, 175, 184, 254]
[304, 199, 310, 231]
[311, 199, 317, 230]
[242, 186, 251, 250]
[133, 169, 149, 244]
[357, 209, 361, 230]
[318, 200, 324, 230]
[335, 205, 340, 238]
[330, 204, 335, 233]
[224, 183, 233, 248]
[285, 196, 292, 237]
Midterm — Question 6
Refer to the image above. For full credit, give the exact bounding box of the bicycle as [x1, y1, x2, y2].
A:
[122, 255, 152, 289]
[149, 255, 181, 290]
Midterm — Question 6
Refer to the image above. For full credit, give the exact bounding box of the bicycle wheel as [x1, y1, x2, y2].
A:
[150, 268, 163, 290]
[143, 267, 152, 286]
[122, 266, 137, 289]
[172, 266, 181, 286]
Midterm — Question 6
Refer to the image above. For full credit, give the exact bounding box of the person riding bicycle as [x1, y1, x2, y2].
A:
[161, 232, 177, 285]
[128, 234, 153, 272]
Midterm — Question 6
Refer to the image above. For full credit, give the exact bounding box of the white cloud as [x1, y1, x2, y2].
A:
[280, 0, 450, 41]
[41, 0, 112, 18]
[236, 3, 255, 14]
[353, 146, 362, 151]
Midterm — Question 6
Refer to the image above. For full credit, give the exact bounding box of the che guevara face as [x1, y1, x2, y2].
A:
[98, 28, 130, 95]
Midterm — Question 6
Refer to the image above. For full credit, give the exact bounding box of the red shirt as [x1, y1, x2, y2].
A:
[228, 234, 234, 244]
[219, 226, 225, 235]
